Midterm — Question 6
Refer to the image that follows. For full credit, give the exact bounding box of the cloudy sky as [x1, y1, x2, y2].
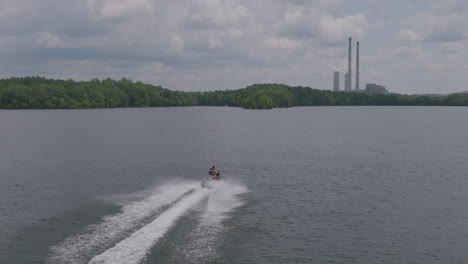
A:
[0, 0, 467, 94]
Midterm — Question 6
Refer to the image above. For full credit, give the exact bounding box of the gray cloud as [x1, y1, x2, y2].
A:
[421, 14, 467, 43]
[0, 0, 467, 93]
[432, 0, 468, 15]
[425, 28, 465, 43]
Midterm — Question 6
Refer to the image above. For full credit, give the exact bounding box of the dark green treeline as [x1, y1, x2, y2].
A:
[0, 77, 467, 109]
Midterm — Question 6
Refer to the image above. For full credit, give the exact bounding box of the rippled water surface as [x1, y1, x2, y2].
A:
[1, 106, 467, 263]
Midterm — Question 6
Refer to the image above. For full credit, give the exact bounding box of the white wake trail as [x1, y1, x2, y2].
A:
[182, 180, 248, 262]
[48, 181, 199, 264]
[89, 188, 209, 264]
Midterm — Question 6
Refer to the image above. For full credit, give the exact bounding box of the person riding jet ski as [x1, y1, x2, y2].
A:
[208, 166, 220, 180]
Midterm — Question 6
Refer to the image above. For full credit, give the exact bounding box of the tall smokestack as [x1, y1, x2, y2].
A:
[347, 37, 352, 90]
[355, 41, 359, 90]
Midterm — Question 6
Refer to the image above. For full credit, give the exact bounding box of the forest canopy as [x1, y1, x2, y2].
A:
[0, 77, 467, 109]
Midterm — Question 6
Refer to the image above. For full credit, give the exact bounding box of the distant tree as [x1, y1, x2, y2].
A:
[0, 77, 467, 109]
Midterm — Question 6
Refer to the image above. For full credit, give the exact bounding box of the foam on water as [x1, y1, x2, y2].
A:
[88, 188, 210, 264]
[182, 179, 248, 263]
[48, 179, 248, 264]
[48, 180, 199, 264]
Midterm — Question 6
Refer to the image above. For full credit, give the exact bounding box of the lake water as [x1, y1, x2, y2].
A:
[1, 106, 467, 264]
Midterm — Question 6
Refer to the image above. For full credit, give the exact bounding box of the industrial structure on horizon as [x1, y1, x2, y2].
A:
[333, 71, 339, 91]
[345, 37, 352, 91]
[365, 83, 388, 94]
[355, 41, 359, 90]
[333, 37, 389, 94]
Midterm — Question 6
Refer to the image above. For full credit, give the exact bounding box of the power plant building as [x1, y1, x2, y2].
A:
[333, 71, 340, 91]
[365, 83, 388, 94]
[332, 37, 370, 93]
[344, 73, 350, 91]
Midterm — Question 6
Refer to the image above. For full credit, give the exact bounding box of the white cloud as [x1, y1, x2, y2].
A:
[432, 0, 468, 15]
[184, 0, 252, 29]
[402, 1, 468, 44]
[227, 28, 243, 37]
[1, 0, 468, 94]
[392, 45, 423, 58]
[87, 0, 153, 19]
[170, 34, 184, 52]
[37, 32, 65, 48]
[0, 3, 20, 18]
[440, 42, 464, 54]
[319, 13, 367, 43]
[264, 37, 302, 49]
[208, 37, 222, 49]
[283, 5, 304, 24]
[422, 13, 466, 42]
[396, 29, 421, 45]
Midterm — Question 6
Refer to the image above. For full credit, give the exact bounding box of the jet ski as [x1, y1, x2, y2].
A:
[208, 167, 221, 181]
[201, 168, 221, 188]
